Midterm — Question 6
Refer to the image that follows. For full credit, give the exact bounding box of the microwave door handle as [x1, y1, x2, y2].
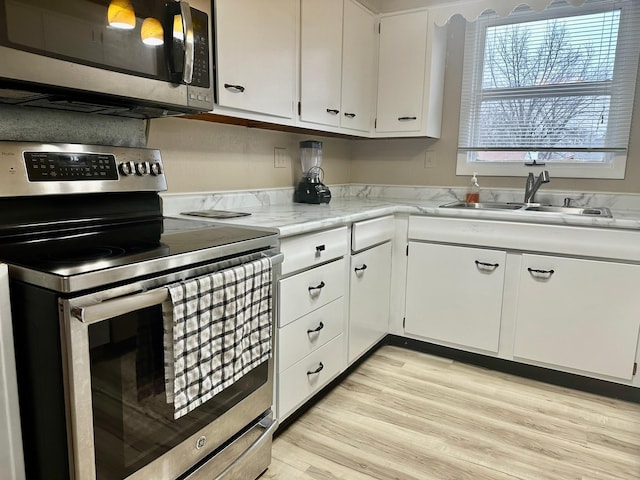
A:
[179, 1, 194, 84]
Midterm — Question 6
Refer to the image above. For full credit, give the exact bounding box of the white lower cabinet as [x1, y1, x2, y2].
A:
[278, 334, 345, 419]
[405, 242, 506, 352]
[279, 258, 346, 327]
[276, 227, 348, 420]
[349, 241, 392, 362]
[278, 298, 344, 373]
[514, 254, 640, 380]
[406, 215, 640, 387]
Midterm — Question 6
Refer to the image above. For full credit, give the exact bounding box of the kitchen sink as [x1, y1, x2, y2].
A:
[523, 205, 612, 217]
[439, 201, 612, 217]
[440, 201, 526, 210]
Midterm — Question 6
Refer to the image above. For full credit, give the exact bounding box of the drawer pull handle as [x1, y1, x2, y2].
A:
[326, 108, 340, 115]
[307, 322, 325, 334]
[307, 362, 324, 376]
[475, 260, 499, 271]
[308, 281, 325, 293]
[344, 112, 356, 118]
[528, 267, 555, 278]
[224, 83, 245, 93]
[398, 116, 417, 121]
[354, 264, 368, 274]
[315, 245, 326, 253]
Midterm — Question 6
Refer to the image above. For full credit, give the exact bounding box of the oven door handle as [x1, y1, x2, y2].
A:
[71, 288, 169, 324]
[213, 415, 279, 480]
[71, 252, 284, 324]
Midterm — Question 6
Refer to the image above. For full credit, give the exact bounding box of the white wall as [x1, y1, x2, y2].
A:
[350, 15, 640, 194]
[146, 118, 353, 194]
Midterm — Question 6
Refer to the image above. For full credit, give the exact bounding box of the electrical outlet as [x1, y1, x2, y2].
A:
[424, 151, 436, 168]
[274, 147, 287, 168]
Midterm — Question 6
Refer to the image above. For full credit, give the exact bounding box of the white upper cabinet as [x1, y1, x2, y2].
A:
[300, 0, 376, 134]
[375, 9, 446, 137]
[214, 0, 297, 119]
[340, 0, 376, 133]
[212, 1, 445, 137]
[300, 0, 344, 127]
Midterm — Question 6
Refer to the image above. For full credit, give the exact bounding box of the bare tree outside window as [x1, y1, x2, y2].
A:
[473, 11, 619, 163]
[457, 1, 639, 178]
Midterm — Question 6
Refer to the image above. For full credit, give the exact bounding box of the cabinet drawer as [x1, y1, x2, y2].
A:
[279, 258, 346, 327]
[277, 333, 345, 419]
[280, 227, 348, 276]
[351, 215, 395, 252]
[278, 298, 344, 372]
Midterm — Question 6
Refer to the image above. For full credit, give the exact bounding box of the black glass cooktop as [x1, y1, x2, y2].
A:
[0, 217, 277, 293]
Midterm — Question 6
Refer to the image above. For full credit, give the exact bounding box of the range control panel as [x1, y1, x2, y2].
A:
[0, 141, 168, 197]
[25, 152, 119, 181]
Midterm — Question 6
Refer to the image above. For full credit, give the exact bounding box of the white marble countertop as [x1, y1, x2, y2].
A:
[163, 186, 640, 237]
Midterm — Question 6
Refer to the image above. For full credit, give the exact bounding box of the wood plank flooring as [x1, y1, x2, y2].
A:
[264, 345, 640, 480]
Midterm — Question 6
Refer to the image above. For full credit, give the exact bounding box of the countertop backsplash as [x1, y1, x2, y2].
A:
[162, 184, 640, 215]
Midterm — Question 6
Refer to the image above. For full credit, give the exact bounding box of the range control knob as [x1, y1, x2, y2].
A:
[118, 161, 135, 176]
[135, 161, 150, 176]
[150, 162, 163, 176]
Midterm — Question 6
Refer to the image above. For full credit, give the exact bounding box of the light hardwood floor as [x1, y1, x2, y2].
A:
[265, 345, 640, 480]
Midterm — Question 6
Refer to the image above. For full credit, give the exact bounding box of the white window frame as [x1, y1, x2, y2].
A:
[456, 0, 640, 179]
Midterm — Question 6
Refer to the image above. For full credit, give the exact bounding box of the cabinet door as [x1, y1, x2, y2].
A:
[300, 0, 343, 126]
[340, 0, 375, 132]
[215, 0, 296, 118]
[349, 242, 392, 363]
[375, 10, 428, 133]
[405, 242, 505, 352]
[514, 255, 640, 380]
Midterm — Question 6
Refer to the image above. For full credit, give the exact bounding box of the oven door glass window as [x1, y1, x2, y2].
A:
[0, 0, 175, 81]
[88, 305, 269, 480]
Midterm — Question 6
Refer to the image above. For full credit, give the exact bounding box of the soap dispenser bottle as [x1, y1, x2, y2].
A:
[466, 172, 480, 203]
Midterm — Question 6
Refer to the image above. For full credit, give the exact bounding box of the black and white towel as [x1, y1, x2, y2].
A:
[162, 257, 272, 419]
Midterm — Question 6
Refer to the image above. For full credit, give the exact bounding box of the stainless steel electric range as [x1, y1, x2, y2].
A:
[0, 141, 281, 480]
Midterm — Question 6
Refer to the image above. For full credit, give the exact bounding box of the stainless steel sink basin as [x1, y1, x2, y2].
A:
[523, 205, 612, 217]
[440, 201, 526, 210]
[439, 201, 612, 217]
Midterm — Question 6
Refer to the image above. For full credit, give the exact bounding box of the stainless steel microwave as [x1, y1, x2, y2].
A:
[0, 0, 214, 118]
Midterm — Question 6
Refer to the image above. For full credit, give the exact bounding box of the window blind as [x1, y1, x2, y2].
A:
[458, 0, 640, 169]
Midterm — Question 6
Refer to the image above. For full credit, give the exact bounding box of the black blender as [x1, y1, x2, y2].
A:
[293, 140, 331, 204]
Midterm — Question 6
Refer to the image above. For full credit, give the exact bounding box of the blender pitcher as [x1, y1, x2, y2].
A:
[294, 140, 331, 204]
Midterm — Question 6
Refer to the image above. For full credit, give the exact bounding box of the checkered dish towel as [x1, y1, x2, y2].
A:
[162, 257, 272, 419]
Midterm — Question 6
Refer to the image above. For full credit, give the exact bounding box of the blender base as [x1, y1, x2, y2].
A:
[294, 180, 332, 204]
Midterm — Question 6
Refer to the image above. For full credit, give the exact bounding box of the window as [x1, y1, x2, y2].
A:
[457, 0, 640, 178]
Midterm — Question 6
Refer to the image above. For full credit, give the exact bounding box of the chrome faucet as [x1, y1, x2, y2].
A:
[524, 170, 550, 203]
